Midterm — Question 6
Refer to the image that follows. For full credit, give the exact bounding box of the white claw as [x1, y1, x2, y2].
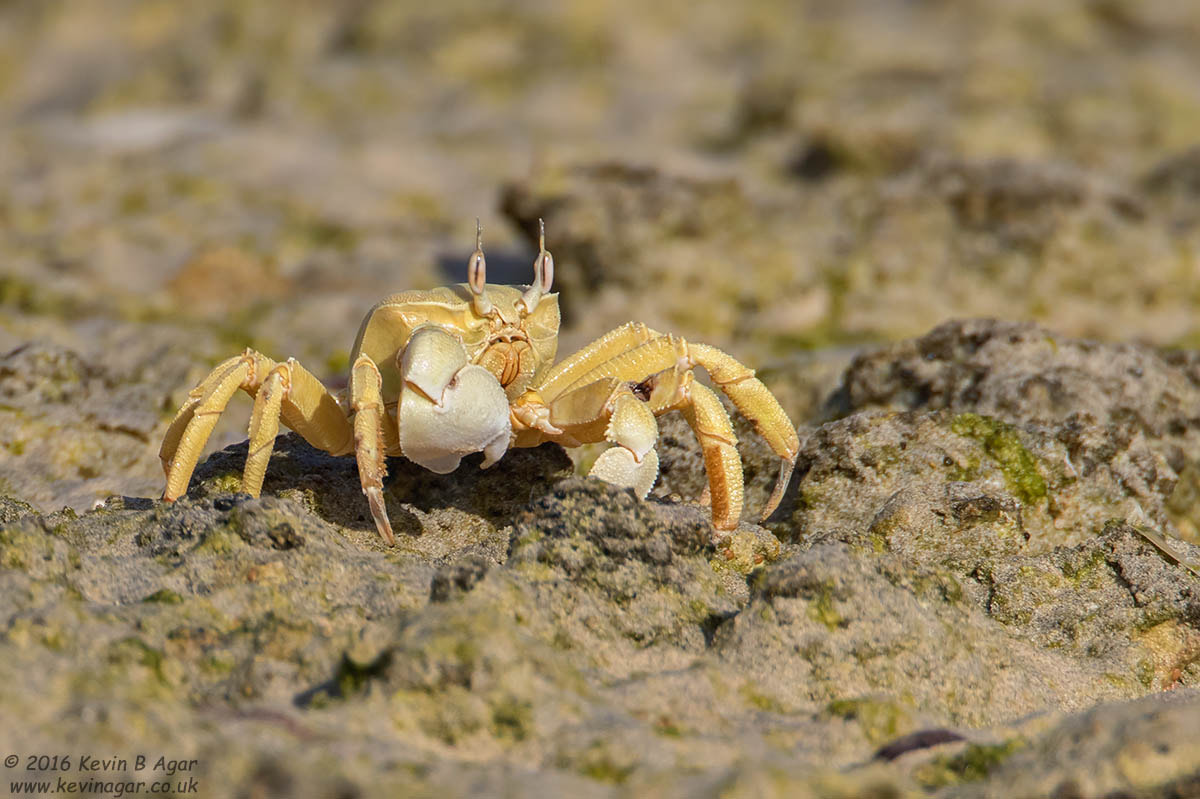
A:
[399, 359, 511, 474]
[398, 324, 511, 473]
[480, 429, 510, 469]
[605, 393, 657, 462]
[589, 446, 660, 499]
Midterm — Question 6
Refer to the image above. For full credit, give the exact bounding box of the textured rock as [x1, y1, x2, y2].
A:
[833, 319, 1200, 452]
[829, 319, 1200, 543]
[0, 331, 211, 512]
[4, 1, 1200, 795]
[4, 317, 1200, 796]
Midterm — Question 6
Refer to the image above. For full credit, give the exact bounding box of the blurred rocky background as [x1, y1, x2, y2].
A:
[2, 1, 1200, 796]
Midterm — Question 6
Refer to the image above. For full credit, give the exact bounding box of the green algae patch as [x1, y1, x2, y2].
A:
[824, 697, 913, 745]
[1134, 659, 1157, 690]
[490, 696, 533, 743]
[807, 586, 845, 631]
[6, 612, 75, 652]
[0, 274, 93, 317]
[0, 523, 51, 571]
[0, 517, 76, 578]
[0, 495, 36, 524]
[914, 738, 1027, 788]
[334, 650, 393, 699]
[206, 474, 245, 496]
[567, 743, 636, 785]
[194, 525, 246, 556]
[142, 588, 184, 605]
[741, 682, 788, 713]
[105, 637, 169, 686]
[1060, 546, 1109, 588]
[951, 414, 1047, 505]
[580, 758, 633, 785]
[389, 685, 488, 746]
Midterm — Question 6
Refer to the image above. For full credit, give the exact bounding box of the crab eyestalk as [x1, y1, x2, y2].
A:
[468, 219, 493, 316]
[520, 218, 555, 313]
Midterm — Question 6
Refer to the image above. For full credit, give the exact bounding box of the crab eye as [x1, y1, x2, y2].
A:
[467, 219, 493, 315]
[535, 249, 554, 293]
[533, 218, 554, 292]
[468, 249, 487, 294]
[520, 219, 555, 313]
[468, 219, 487, 295]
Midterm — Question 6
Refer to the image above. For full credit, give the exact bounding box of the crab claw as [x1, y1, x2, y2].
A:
[586, 389, 661, 499]
[398, 325, 511, 473]
[589, 446, 660, 499]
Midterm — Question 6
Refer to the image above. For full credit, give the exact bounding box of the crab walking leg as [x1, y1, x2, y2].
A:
[558, 335, 799, 465]
[161, 354, 258, 500]
[349, 354, 394, 546]
[548, 377, 662, 498]
[677, 382, 743, 530]
[159, 354, 250, 478]
[686, 344, 799, 519]
[242, 364, 288, 497]
[537, 322, 660, 401]
[252, 356, 356, 478]
[616, 356, 744, 528]
[162, 349, 356, 503]
[552, 335, 686, 398]
[278, 359, 356, 457]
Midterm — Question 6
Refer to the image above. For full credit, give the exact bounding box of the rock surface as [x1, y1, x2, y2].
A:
[3, 320, 1200, 797]
[3, 1, 1200, 796]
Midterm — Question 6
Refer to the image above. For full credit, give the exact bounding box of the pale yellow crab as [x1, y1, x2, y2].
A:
[159, 221, 799, 545]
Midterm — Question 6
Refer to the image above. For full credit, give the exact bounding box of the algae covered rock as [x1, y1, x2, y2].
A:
[947, 690, 1200, 799]
[3, 318, 1200, 796]
[775, 408, 1176, 554]
[4, 0, 1200, 791]
[834, 318, 1200, 454]
[0, 333, 205, 512]
[719, 522, 1200, 729]
[829, 319, 1200, 544]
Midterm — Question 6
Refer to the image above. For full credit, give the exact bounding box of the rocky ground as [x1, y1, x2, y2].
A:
[3, 1, 1200, 797]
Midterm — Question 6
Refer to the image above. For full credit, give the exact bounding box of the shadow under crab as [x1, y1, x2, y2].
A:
[188, 433, 576, 542]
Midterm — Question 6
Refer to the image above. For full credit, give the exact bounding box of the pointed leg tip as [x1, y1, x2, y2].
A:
[760, 456, 796, 522]
[376, 517, 397, 547]
[364, 486, 396, 546]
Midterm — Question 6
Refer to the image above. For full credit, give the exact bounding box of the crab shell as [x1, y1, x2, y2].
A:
[349, 284, 559, 473]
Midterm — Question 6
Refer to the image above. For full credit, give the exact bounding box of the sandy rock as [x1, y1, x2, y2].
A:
[3, 1, 1200, 794]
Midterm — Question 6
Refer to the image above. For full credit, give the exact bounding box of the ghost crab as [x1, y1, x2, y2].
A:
[160, 221, 799, 545]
